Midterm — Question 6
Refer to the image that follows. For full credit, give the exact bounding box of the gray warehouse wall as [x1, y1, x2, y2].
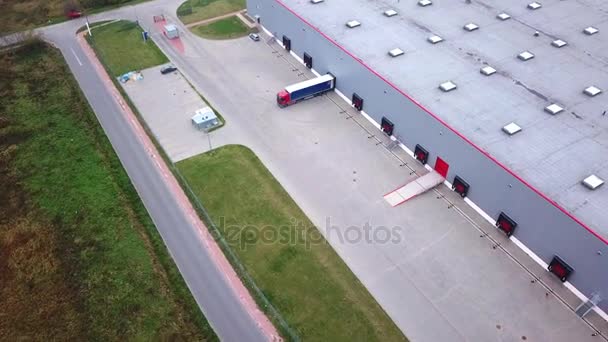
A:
[248, 0, 608, 311]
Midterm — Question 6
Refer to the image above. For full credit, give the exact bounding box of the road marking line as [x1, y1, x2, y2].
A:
[70, 48, 83, 66]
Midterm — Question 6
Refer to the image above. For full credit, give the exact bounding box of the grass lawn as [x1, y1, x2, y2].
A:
[86, 20, 168, 76]
[177, 0, 246, 25]
[177, 145, 407, 341]
[0, 0, 149, 33]
[0, 41, 216, 340]
[193, 16, 251, 40]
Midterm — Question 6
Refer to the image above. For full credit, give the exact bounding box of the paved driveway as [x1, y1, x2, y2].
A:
[121, 65, 212, 161]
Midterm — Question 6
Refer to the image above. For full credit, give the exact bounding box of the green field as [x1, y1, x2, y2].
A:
[177, 145, 406, 341]
[86, 20, 168, 76]
[0, 0, 149, 33]
[0, 41, 216, 340]
[177, 0, 246, 24]
[193, 16, 251, 40]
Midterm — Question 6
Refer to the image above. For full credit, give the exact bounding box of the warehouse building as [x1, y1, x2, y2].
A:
[247, 0, 608, 314]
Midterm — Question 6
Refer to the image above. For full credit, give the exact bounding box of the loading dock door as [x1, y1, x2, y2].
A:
[303, 53, 312, 68]
[283, 36, 291, 51]
[352, 93, 363, 111]
[381, 117, 394, 136]
[434, 157, 449, 178]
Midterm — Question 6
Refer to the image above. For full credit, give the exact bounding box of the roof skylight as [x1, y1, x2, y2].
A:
[384, 9, 398, 17]
[497, 13, 511, 21]
[551, 39, 567, 48]
[583, 86, 602, 97]
[480, 66, 497, 76]
[582, 175, 604, 190]
[463, 23, 479, 32]
[439, 81, 457, 92]
[518, 51, 535, 61]
[502, 122, 522, 135]
[428, 35, 444, 44]
[544, 104, 564, 115]
[388, 48, 404, 57]
[583, 26, 599, 35]
[346, 20, 361, 28]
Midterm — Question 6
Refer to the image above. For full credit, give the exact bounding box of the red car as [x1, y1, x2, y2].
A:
[66, 10, 82, 19]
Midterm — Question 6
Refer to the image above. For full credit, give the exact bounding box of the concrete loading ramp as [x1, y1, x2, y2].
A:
[384, 170, 445, 207]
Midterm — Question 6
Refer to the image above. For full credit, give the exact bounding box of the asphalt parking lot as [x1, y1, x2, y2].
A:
[143, 15, 608, 342]
[121, 64, 215, 162]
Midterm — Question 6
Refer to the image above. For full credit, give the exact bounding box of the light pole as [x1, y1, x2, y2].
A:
[85, 13, 92, 36]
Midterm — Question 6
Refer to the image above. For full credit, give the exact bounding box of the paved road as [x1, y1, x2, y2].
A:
[35, 2, 275, 341]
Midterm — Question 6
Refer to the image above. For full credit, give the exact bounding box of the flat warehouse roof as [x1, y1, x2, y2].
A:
[281, 0, 608, 239]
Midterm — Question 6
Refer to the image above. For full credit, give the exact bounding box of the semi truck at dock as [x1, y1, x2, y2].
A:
[276, 74, 335, 107]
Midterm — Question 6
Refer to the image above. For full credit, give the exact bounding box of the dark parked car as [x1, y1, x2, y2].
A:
[160, 65, 178, 74]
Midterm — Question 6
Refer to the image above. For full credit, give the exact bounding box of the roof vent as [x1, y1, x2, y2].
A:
[527, 2, 542, 10]
[346, 20, 361, 28]
[582, 175, 604, 190]
[418, 0, 432, 7]
[551, 39, 567, 48]
[583, 86, 602, 97]
[480, 65, 497, 76]
[583, 26, 599, 35]
[497, 13, 511, 20]
[518, 51, 535, 61]
[544, 103, 564, 115]
[388, 48, 404, 57]
[439, 81, 457, 92]
[427, 35, 444, 44]
[463, 23, 479, 32]
[310, 0, 324, 3]
[502, 122, 522, 135]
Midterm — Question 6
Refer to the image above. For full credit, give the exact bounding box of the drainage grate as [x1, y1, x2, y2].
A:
[518, 51, 535, 61]
[544, 104, 564, 115]
[428, 35, 444, 44]
[388, 48, 404, 57]
[463, 23, 479, 32]
[439, 81, 457, 92]
[480, 66, 497, 76]
[582, 175, 604, 190]
[497, 12, 511, 20]
[583, 86, 602, 97]
[502, 122, 522, 135]
[551, 39, 567, 48]
[528, 2, 542, 10]
[583, 26, 599, 35]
